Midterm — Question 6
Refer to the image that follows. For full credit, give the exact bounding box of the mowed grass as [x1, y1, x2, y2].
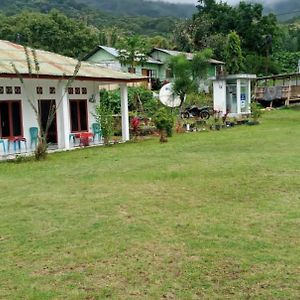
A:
[0, 108, 300, 299]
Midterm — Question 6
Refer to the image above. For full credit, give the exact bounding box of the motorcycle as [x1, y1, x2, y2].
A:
[181, 105, 213, 119]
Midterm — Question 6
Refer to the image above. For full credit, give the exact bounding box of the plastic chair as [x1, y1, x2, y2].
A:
[92, 123, 102, 142]
[30, 127, 38, 149]
[0, 139, 6, 154]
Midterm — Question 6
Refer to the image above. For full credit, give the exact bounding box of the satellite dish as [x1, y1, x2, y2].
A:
[159, 83, 181, 107]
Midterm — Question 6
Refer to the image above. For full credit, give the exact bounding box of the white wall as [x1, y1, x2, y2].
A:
[213, 80, 226, 113]
[0, 78, 100, 155]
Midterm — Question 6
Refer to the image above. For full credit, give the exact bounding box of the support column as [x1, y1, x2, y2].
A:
[57, 83, 70, 150]
[248, 80, 251, 113]
[120, 83, 130, 142]
[236, 79, 241, 114]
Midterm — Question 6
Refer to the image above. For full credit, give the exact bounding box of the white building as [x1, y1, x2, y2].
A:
[213, 74, 256, 116]
[0, 40, 146, 157]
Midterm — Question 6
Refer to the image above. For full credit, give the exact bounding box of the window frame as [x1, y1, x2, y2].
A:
[0, 100, 23, 138]
[69, 99, 88, 133]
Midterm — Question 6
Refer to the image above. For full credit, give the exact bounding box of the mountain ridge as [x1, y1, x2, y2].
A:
[0, 0, 196, 19]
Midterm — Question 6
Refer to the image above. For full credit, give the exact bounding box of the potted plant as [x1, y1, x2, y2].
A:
[212, 110, 223, 130]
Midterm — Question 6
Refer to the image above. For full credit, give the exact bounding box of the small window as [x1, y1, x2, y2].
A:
[14, 86, 21, 94]
[0, 87, 4, 94]
[36, 87, 43, 95]
[68, 87, 74, 95]
[165, 69, 173, 79]
[128, 67, 136, 74]
[6, 86, 13, 94]
[82, 87, 87, 95]
[49, 87, 56, 94]
[75, 87, 81, 95]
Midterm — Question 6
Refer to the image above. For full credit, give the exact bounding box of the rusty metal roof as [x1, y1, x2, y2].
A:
[152, 48, 225, 65]
[0, 40, 146, 82]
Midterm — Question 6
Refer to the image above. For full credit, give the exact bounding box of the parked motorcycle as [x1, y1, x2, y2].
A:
[181, 105, 213, 119]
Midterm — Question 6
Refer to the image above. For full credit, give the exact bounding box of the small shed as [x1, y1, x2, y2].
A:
[213, 74, 256, 116]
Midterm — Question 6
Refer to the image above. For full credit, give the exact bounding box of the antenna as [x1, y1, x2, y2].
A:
[158, 83, 181, 108]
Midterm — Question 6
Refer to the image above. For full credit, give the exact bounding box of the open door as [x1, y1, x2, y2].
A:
[38, 100, 57, 144]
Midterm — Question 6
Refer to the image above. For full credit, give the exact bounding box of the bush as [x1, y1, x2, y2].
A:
[99, 86, 159, 117]
[153, 107, 174, 142]
[185, 91, 213, 108]
[95, 104, 114, 145]
[250, 101, 263, 122]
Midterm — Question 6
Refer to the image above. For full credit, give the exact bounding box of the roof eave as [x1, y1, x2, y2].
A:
[0, 73, 148, 83]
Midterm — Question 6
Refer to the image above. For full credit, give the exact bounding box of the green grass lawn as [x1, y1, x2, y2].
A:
[0, 108, 299, 299]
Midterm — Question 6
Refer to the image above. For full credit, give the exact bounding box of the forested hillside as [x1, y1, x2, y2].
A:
[0, 0, 195, 18]
[264, 0, 300, 21]
[0, 0, 299, 76]
[0, 0, 181, 37]
[76, 0, 195, 18]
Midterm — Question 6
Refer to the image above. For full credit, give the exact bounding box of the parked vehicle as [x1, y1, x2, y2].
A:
[181, 105, 213, 119]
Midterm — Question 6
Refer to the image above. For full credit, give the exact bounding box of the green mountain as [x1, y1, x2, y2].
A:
[76, 0, 195, 18]
[0, 0, 196, 18]
[263, 0, 300, 21]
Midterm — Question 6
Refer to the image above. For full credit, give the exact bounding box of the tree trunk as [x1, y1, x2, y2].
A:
[35, 136, 48, 160]
[159, 129, 168, 143]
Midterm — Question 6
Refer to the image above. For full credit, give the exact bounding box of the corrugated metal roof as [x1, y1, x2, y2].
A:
[153, 48, 225, 65]
[0, 40, 146, 82]
[98, 45, 163, 65]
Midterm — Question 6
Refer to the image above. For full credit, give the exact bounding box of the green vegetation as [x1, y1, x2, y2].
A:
[1, 0, 300, 76]
[76, 0, 195, 18]
[0, 108, 299, 298]
[0, 0, 195, 18]
[153, 107, 174, 142]
[224, 31, 244, 74]
[95, 104, 114, 146]
[99, 87, 158, 117]
[169, 49, 213, 107]
[172, 0, 300, 76]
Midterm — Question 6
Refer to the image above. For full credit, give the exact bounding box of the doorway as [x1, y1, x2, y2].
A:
[38, 100, 57, 144]
[226, 83, 237, 113]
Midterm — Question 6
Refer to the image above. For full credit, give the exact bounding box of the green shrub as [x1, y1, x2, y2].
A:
[153, 107, 174, 142]
[250, 101, 263, 122]
[95, 104, 114, 145]
[99, 86, 159, 117]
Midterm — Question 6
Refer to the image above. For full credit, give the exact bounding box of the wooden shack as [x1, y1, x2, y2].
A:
[254, 73, 300, 106]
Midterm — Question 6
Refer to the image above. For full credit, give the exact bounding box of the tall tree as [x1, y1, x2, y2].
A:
[116, 35, 149, 71]
[224, 31, 244, 74]
[169, 49, 213, 107]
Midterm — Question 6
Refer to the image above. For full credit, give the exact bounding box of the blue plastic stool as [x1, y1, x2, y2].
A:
[0, 139, 6, 154]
